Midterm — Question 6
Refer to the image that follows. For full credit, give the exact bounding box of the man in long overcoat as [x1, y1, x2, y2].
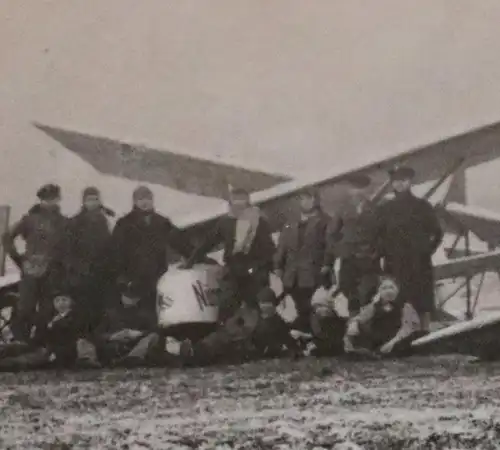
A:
[274, 188, 341, 331]
[110, 186, 193, 313]
[67, 187, 113, 332]
[376, 166, 443, 332]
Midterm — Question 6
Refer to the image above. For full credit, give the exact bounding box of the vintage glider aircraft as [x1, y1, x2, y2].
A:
[3, 120, 500, 346]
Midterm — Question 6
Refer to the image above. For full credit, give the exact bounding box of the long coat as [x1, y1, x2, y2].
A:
[111, 208, 193, 292]
[67, 209, 112, 285]
[274, 212, 340, 289]
[376, 192, 444, 313]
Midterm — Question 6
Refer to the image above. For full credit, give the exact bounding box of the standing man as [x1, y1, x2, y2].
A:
[336, 174, 381, 317]
[2, 184, 68, 343]
[274, 188, 341, 331]
[376, 166, 444, 332]
[182, 187, 275, 322]
[68, 187, 114, 333]
[110, 186, 193, 313]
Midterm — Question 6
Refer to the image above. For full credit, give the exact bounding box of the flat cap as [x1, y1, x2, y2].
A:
[82, 186, 100, 199]
[389, 166, 416, 180]
[36, 183, 61, 200]
[133, 185, 153, 200]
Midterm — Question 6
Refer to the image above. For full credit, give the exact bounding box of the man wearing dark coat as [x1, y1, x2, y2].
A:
[335, 174, 382, 317]
[67, 187, 113, 332]
[375, 166, 444, 332]
[274, 188, 341, 331]
[1, 184, 69, 343]
[182, 187, 276, 322]
[110, 186, 193, 313]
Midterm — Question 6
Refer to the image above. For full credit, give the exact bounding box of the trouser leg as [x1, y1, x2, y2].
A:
[289, 286, 315, 331]
[10, 275, 40, 341]
[340, 258, 380, 317]
[217, 274, 242, 324]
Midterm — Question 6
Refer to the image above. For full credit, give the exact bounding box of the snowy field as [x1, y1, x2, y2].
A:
[3, 2, 500, 449]
[2, 356, 500, 449]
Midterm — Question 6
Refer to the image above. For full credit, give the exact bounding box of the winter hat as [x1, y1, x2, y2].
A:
[389, 166, 416, 181]
[82, 186, 100, 200]
[298, 187, 321, 209]
[37, 183, 61, 201]
[133, 185, 153, 201]
[257, 286, 279, 306]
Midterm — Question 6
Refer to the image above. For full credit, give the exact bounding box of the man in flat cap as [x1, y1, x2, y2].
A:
[274, 187, 342, 331]
[182, 187, 276, 322]
[2, 184, 69, 344]
[375, 166, 443, 332]
[334, 173, 382, 317]
[67, 187, 114, 334]
[110, 185, 193, 315]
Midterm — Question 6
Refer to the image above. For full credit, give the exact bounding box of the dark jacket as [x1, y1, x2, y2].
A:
[95, 303, 157, 339]
[2, 205, 68, 277]
[32, 310, 81, 363]
[375, 192, 444, 312]
[188, 214, 276, 275]
[251, 313, 299, 355]
[68, 209, 112, 282]
[376, 192, 443, 259]
[275, 211, 341, 288]
[111, 208, 193, 286]
[334, 200, 380, 260]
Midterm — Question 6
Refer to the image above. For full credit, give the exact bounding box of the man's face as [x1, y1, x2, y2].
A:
[135, 196, 154, 212]
[41, 196, 61, 210]
[391, 178, 411, 194]
[83, 194, 101, 211]
[299, 194, 316, 213]
[229, 194, 250, 215]
[259, 301, 276, 319]
[349, 186, 368, 205]
[314, 304, 334, 318]
[378, 280, 399, 305]
[53, 296, 72, 314]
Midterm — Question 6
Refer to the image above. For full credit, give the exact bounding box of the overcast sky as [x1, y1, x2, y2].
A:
[2, 0, 500, 221]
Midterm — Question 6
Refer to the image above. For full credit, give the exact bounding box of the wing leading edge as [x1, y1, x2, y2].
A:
[34, 119, 500, 256]
[33, 123, 291, 200]
[179, 119, 500, 233]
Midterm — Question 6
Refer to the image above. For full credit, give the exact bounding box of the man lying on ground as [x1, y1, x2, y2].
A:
[82, 281, 164, 367]
[0, 293, 83, 370]
[343, 276, 422, 358]
[167, 287, 301, 366]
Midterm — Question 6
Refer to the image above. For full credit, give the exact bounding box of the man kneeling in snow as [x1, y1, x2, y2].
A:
[343, 276, 421, 358]
[79, 281, 163, 367]
[168, 287, 301, 366]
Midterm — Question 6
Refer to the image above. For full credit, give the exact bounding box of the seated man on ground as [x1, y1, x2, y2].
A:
[85, 281, 163, 367]
[305, 286, 347, 356]
[343, 276, 421, 358]
[0, 293, 82, 370]
[168, 287, 301, 366]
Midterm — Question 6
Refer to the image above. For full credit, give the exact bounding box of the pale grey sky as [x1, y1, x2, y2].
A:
[2, 0, 500, 221]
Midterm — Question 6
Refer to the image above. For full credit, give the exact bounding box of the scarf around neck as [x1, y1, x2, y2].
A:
[232, 206, 261, 255]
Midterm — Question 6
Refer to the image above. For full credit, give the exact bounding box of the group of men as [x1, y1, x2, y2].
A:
[0, 164, 444, 369]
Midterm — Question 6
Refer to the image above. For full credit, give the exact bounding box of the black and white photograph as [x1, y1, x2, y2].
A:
[2, 1, 500, 448]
